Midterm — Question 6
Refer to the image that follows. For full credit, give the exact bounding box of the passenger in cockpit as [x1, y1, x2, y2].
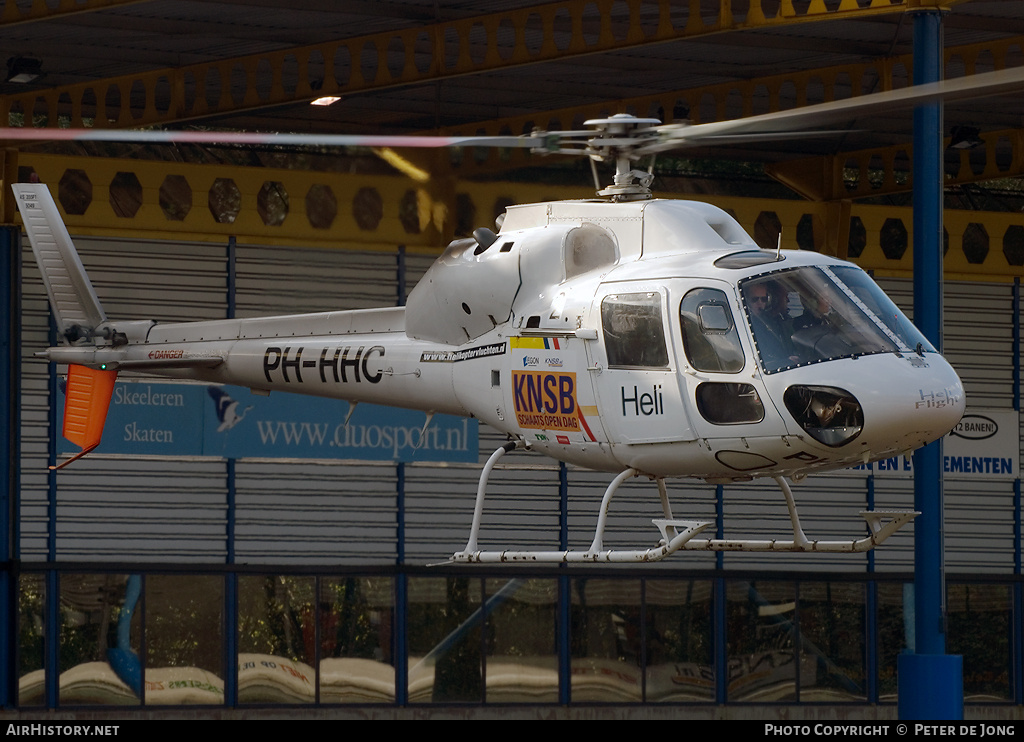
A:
[790, 286, 844, 363]
[793, 291, 833, 333]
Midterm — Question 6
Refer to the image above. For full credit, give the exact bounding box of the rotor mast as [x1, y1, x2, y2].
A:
[529, 113, 665, 201]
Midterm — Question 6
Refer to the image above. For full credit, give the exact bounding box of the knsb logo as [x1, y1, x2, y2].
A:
[512, 370, 580, 432]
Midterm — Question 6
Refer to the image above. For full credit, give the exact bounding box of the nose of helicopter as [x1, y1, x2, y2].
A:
[853, 353, 965, 455]
[778, 352, 965, 460]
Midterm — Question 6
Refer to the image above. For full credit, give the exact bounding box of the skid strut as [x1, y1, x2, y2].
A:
[448, 446, 918, 564]
[452, 444, 710, 563]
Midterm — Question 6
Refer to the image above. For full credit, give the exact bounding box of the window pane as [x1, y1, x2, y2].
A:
[484, 578, 558, 703]
[320, 577, 395, 703]
[571, 578, 642, 702]
[948, 583, 1012, 701]
[18, 573, 45, 707]
[696, 382, 764, 424]
[646, 579, 714, 702]
[238, 575, 316, 704]
[602, 293, 669, 368]
[741, 269, 903, 373]
[830, 266, 934, 353]
[59, 573, 141, 706]
[407, 576, 483, 703]
[726, 581, 799, 701]
[876, 582, 907, 701]
[679, 288, 744, 372]
[145, 575, 224, 705]
[798, 582, 866, 701]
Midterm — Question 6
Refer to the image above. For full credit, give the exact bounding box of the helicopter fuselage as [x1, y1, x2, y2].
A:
[42, 197, 964, 483]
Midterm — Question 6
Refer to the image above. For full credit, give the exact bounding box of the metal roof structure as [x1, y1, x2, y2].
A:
[3, 1, 1024, 283]
[2, 0, 1024, 168]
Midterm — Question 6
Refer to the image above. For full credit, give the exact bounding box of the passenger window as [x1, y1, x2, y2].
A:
[601, 292, 669, 368]
[679, 288, 744, 373]
[696, 383, 765, 424]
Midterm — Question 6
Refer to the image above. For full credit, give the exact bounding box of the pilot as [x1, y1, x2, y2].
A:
[745, 281, 797, 370]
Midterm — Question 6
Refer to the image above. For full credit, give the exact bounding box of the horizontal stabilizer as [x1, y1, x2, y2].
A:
[56, 364, 118, 470]
[12, 183, 106, 341]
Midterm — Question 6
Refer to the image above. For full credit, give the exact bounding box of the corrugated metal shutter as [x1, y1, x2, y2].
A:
[233, 460, 398, 565]
[19, 236, 231, 562]
[18, 233, 1022, 573]
[234, 243, 401, 315]
[873, 278, 1017, 574]
[944, 479, 1016, 572]
[19, 237, 53, 559]
[230, 243, 406, 563]
[943, 282, 1016, 408]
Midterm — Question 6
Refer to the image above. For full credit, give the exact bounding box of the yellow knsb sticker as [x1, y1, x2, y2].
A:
[512, 370, 580, 431]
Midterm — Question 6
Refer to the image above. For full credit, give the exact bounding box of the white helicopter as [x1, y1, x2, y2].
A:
[13, 66, 1021, 564]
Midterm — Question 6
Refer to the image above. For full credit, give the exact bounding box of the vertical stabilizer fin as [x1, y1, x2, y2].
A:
[55, 364, 117, 470]
[11, 183, 107, 340]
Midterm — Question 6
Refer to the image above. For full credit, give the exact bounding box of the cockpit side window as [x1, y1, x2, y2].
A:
[679, 288, 744, 373]
[601, 292, 669, 369]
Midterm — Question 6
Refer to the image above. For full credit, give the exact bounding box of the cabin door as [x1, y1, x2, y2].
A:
[589, 285, 695, 444]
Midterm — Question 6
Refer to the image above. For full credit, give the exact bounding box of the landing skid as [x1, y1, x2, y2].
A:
[448, 443, 918, 564]
[681, 477, 919, 553]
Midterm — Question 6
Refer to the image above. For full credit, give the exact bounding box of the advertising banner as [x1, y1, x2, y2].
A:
[58, 381, 478, 463]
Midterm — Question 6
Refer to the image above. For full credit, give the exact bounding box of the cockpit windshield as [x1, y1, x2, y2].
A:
[740, 267, 935, 373]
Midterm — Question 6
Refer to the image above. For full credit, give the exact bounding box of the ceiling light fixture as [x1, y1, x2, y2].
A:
[948, 125, 984, 150]
[6, 56, 42, 84]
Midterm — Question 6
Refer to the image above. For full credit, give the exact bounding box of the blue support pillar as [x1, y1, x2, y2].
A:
[558, 462, 570, 704]
[1013, 278, 1022, 705]
[394, 246, 409, 706]
[224, 237, 238, 707]
[395, 461, 408, 706]
[0, 226, 19, 709]
[898, 6, 963, 721]
[714, 484, 725, 703]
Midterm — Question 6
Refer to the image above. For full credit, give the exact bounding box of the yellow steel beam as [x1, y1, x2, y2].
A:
[6, 150, 1024, 283]
[767, 127, 1024, 202]
[768, 35, 1024, 199]
[1, 0, 143, 27]
[8, 152, 451, 253]
[441, 54, 910, 178]
[0, 0, 909, 131]
[444, 33, 1024, 179]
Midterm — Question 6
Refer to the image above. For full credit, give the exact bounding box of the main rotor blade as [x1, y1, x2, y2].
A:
[1, 65, 1022, 155]
[0, 127, 545, 149]
[638, 64, 1024, 154]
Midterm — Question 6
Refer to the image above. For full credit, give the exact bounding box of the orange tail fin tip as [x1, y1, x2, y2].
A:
[54, 364, 118, 470]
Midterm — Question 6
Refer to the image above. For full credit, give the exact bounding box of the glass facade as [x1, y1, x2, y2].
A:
[13, 569, 1021, 708]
